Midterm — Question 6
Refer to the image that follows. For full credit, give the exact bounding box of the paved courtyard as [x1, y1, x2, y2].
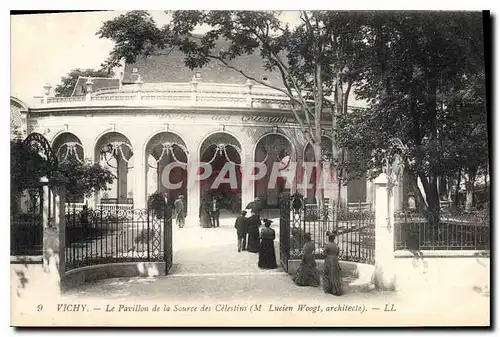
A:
[60, 210, 489, 326]
[64, 209, 376, 300]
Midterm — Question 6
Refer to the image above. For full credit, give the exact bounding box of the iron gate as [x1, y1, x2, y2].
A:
[279, 197, 290, 271]
[279, 194, 375, 267]
[65, 205, 173, 274]
[11, 132, 59, 256]
[164, 206, 173, 273]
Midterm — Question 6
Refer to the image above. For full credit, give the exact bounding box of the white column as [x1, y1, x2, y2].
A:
[373, 173, 397, 291]
[186, 150, 200, 227]
[340, 184, 348, 206]
[241, 153, 254, 212]
[118, 155, 128, 203]
[133, 145, 146, 209]
[84, 143, 97, 208]
[55, 187, 66, 276]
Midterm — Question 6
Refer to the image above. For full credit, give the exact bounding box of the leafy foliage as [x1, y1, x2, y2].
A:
[54, 159, 116, 203]
[10, 139, 52, 198]
[335, 12, 488, 216]
[97, 11, 488, 217]
[10, 139, 116, 206]
[98, 11, 368, 207]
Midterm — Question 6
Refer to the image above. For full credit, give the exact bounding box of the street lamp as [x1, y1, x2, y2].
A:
[384, 138, 406, 188]
[382, 137, 407, 230]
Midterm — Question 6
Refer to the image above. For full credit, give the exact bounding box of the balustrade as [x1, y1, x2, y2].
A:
[33, 81, 296, 110]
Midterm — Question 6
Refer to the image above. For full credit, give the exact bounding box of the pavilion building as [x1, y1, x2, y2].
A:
[14, 49, 406, 225]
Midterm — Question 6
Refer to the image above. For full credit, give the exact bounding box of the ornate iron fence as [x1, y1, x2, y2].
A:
[65, 206, 173, 272]
[11, 213, 43, 256]
[11, 188, 44, 256]
[394, 210, 490, 251]
[279, 196, 375, 266]
[66, 203, 134, 212]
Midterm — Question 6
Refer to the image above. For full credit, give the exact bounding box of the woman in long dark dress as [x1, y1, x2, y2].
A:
[258, 219, 277, 269]
[199, 197, 212, 228]
[323, 231, 343, 296]
[293, 233, 321, 287]
[246, 214, 261, 253]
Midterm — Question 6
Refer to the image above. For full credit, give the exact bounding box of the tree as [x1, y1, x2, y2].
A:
[336, 12, 488, 222]
[98, 10, 367, 208]
[54, 159, 116, 203]
[10, 140, 116, 210]
[10, 138, 52, 214]
[54, 68, 114, 97]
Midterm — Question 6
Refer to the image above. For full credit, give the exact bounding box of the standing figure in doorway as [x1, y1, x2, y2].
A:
[234, 210, 247, 252]
[246, 197, 263, 221]
[199, 196, 212, 228]
[322, 231, 343, 296]
[246, 213, 261, 253]
[174, 195, 185, 228]
[258, 219, 277, 269]
[210, 196, 221, 228]
[163, 192, 170, 208]
[293, 233, 321, 287]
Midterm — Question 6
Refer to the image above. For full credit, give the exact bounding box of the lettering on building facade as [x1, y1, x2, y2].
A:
[159, 113, 293, 124]
[241, 115, 291, 124]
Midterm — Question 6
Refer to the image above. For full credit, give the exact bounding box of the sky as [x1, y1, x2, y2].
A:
[10, 10, 302, 103]
[10, 11, 175, 103]
[10, 8, 493, 104]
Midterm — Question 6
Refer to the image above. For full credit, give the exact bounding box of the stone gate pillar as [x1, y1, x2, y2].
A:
[373, 173, 397, 291]
[41, 177, 66, 294]
[83, 142, 97, 209]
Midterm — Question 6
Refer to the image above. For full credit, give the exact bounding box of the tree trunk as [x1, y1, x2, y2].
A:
[485, 164, 488, 206]
[465, 171, 476, 211]
[334, 149, 345, 230]
[418, 173, 440, 226]
[408, 174, 427, 213]
[455, 169, 462, 208]
[313, 137, 324, 211]
[313, 58, 324, 212]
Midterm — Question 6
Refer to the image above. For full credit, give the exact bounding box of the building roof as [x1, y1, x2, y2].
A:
[72, 77, 120, 96]
[120, 41, 368, 109]
[122, 43, 283, 86]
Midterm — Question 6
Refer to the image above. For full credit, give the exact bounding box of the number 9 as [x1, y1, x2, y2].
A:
[37, 304, 43, 312]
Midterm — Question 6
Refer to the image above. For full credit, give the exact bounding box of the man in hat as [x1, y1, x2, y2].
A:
[234, 210, 248, 252]
[174, 195, 185, 228]
[210, 195, 221, 228]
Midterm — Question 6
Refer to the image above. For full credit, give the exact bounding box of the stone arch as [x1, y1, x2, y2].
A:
[198, 130, 243, 160]
[198, 131, 243, 217]
[142, 129, 190, 157]
[253, 132, 296, 208]
[51, 132, 85, 164]
[252, 131, 297, 162]
[94, 131, 134, 204]
[302, 136, 334, 162]
[144, 131, 189, 206]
